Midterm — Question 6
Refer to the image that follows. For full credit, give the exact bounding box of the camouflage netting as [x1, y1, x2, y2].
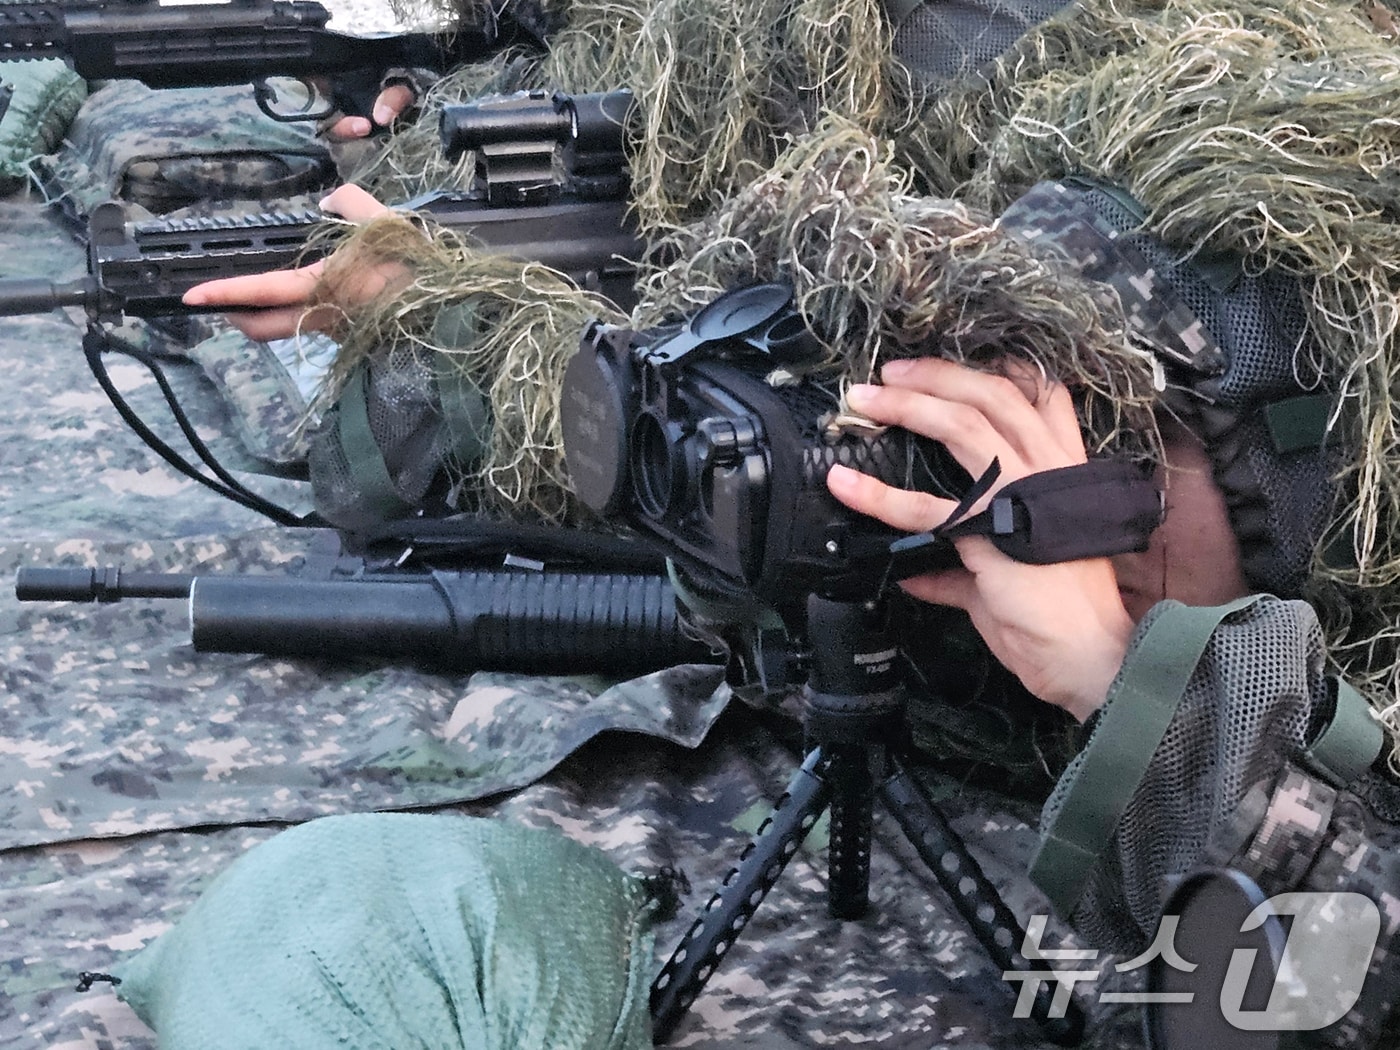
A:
[315, 0, 1400, 756]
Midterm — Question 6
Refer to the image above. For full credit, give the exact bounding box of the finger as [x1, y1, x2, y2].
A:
[324, 115, 373, 141]
[845, 382, 1017, 480]
[319, 184, 390, 223]
[372, 83, 417, 127]
[877, 358, 1055, 466]
[826, 462, 958, 532]
[1034, 381, 1089, 464]
[182, 263, 323, 309]
[220, 307, 305, 342]
[899, 566, 979, 610]
[222, 303, 343, 342]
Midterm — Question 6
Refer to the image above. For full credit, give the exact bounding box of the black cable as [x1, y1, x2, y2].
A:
[82, 324, 317, 527]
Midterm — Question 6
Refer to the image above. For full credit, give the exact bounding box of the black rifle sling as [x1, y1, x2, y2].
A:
[82, 325, 317, 528]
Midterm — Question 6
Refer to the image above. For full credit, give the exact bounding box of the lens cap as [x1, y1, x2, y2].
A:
[1145, 868, 1285, 1050]
[647, 283, 793, 365]
[561, 334, 632, 516]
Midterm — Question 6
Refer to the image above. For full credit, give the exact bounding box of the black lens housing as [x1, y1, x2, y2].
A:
[561, 297, 963, 608]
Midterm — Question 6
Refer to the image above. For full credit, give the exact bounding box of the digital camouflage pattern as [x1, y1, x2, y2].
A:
[0, 59, 86, 197]
[997, 180, 1223, 377]
[1206, 764, 1400, 1049]
[0, 186, 1149, 1048]
[181, 326, 318, 469]
[30, 79, 336, 227]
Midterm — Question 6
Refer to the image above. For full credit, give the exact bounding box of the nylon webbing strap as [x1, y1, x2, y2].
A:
[336, 366, 414, 521]
[433, 366, 490, 467]
[1305, 676, 1384, 787]
[1030, 596, 1262, 917]
[1264, 394, 1337, 455]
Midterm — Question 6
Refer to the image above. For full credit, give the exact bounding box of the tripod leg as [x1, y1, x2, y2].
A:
[880, 756, 1087, 1046]
[650, 746, 832, 1044]
[825, 741, 875, 919]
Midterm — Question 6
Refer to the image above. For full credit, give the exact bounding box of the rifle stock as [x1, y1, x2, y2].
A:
[0, 0, 509, 123]
[17, 563, 716, 675]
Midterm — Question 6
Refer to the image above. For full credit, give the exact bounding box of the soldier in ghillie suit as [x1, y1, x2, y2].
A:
[183, 0, 1400, 1043]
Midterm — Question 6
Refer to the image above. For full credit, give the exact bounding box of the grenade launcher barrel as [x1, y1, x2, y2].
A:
[16, 565, 716, 676]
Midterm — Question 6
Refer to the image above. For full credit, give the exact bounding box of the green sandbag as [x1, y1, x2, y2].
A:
[114, 812, 660, 1050]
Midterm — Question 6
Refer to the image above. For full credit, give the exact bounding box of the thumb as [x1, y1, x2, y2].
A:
[899, 567, 977, 611]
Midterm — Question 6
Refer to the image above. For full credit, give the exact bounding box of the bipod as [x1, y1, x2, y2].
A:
[649, 592, 1087, 1045]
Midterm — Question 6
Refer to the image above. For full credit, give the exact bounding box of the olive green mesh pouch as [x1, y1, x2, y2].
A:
[113, 812, 660, 1050]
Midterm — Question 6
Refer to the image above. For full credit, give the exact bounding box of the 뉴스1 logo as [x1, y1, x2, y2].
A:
[1004, 884, 1381, 1038]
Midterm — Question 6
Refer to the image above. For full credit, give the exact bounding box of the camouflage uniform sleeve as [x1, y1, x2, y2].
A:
[1031, 596, 1400, 1044]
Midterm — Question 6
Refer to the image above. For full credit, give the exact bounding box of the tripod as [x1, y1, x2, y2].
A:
[648, 593, 1087, 1045]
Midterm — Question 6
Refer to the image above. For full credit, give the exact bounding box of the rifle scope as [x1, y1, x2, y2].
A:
[439, 89, 634, 166]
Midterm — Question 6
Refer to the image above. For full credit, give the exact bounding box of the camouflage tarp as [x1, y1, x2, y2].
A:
[0, 189, 1145, 1049]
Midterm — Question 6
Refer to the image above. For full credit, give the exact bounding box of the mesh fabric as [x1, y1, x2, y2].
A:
[307, 350, 452, 528]
[1039, 180, 1340, 597]
[1044, 597, 1323, 952]
[892, 0, 1075, 86]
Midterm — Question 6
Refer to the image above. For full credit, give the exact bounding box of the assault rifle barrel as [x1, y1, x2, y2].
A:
[16, 565, 715, 675]
[0, 202, 332, 320]
[0, 194, 641, 320]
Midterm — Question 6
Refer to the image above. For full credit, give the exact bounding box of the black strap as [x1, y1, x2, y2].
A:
[83, 325, 316, 528]
[888, 458, 1162, 577]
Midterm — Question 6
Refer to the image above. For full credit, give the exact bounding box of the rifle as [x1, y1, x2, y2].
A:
[15, 559, 716, 676]
[0, 88, 642, 527]
[0, 0, 517, 124]
[0, 90, 644, 322]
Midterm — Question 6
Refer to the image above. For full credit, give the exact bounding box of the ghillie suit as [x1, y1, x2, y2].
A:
[313, 118, 1160, 528]
[894, 0, 1400, 756]
[299, 0, 925, 527]
[352, 0, 910, 231]
[315, 0, 1154, 530]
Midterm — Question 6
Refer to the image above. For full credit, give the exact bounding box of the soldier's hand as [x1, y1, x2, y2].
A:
[323, 83, 418, 140]
[825, 357, 1134, 722]
[181, 185, 405, 342]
